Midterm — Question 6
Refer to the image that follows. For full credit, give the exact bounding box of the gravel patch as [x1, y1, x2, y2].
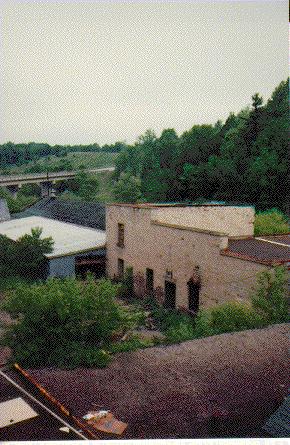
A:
[19, 323, 289, 439]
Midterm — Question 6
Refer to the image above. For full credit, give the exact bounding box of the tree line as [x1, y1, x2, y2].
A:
[0, 141, 126, 170]
[113, 79, 289, 213]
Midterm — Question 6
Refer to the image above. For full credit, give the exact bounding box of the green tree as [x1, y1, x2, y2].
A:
[74, 171, 99, 200]
[113, 173, 142, 203]
[0, 227, 53, 281]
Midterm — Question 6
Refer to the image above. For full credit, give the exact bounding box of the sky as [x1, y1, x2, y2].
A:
[0, 1, 288, 146]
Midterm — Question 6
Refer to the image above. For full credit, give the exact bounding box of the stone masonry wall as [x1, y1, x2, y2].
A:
[151, 205, 255, 237]
[106, 206, 267, 309]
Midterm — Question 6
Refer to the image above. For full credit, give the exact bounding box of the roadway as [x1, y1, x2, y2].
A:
[0, 167, 115, 186]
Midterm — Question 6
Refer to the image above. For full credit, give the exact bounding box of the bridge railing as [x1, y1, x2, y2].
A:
[0, 167, 114, 184]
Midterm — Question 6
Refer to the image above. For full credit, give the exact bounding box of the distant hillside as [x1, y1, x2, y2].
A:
[0, 151, 117, 175]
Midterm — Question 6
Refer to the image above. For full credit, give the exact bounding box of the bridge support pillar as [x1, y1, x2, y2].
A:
[40, 181, 53, 198]
[6, 184, 20, 199]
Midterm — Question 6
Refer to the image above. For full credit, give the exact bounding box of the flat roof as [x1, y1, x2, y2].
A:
[0, 216, 106, 259]
[221, 235, 290, 265]
[107, 202, 254, 209]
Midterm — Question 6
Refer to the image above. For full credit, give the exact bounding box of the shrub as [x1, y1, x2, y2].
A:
[165, 321, 195, 344]
[0, 187, 37, 214]
[1, 276, 127, 368]
[193, 309, 214, 338]
[210, 301, 266, 335]
[113, 173, 142, 203]
[254, 209, 289, 236]
[251, 266, 288, 324]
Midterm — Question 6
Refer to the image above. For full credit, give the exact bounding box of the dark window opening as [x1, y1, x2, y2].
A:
[164, 281, 176, 309]
[118, 258, 124, 279]
[117, 223, 124, 247]
[75, 255, 106, 280]
[187, 279, 200, 312]
[146, 268, 154, 294]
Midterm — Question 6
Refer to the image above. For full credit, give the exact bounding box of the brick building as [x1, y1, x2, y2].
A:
[106, 203, 289, 310]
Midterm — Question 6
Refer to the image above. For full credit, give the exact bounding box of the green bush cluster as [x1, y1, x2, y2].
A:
[254, 208, 289, 236]
[1, 276, 128, 368]
[194, 266, 288, 338]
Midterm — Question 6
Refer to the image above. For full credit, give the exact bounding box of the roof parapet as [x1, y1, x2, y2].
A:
[151, 220, 228, 236]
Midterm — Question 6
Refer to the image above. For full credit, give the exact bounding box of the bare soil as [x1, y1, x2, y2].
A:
[15, 323, 289, 439]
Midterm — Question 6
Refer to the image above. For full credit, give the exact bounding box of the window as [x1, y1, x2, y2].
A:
[118, 258, 124, 279]
[146, 268, 154, 294]
[117, 223, 124, 247]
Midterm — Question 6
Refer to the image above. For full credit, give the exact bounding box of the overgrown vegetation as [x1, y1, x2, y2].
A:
[113, 79, 289, 213]
[0, 187, 38, 214]
[0, 227, 53, 282]
[1, 276, 145, 368]
[254, 208, 289, 236]
[0, 151, 117, 176]
[0, 266, 287, 367]
[137, 266, 288, 344]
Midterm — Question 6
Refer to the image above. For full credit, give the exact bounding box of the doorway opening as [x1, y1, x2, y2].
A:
[164, 281, 176, 309]
[146, 268, 154, 295]
[187, 279, 200, 312]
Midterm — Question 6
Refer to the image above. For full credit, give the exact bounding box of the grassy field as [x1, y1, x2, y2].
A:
[2, 151, 117, 175]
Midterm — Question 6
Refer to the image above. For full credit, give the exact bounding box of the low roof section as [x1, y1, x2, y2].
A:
[0, 216, 106, 259]
[221, 235, 290, 266]
[12, 197, 106, 230]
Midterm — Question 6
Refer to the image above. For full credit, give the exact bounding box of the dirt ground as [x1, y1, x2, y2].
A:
[14, 323, 289, 440]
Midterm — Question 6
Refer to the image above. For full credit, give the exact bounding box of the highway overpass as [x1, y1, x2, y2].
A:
[0, 167, 115, 197]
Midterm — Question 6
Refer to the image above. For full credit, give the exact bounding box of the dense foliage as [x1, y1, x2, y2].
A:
[0, 227, 53, 281]
[113, 173, 142, 203]
[1, 276, 143, 368]
[113, 79, 289, 213]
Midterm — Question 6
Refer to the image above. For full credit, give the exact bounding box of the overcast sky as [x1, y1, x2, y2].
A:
[0, 1, 288, 146]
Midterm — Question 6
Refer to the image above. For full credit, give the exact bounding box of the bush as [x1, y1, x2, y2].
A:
[254, 209, 289, 236]
[251, 266, 288, 324]
[1, 276, 127, 368]
[165, 321, 195, 344]
[193, 309, 214, 338]
[0, 187, 37, 214]
[210, 301, 266, 334]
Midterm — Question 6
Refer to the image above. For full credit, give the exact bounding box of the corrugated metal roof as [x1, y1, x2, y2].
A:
[0, 216, 106, 258]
